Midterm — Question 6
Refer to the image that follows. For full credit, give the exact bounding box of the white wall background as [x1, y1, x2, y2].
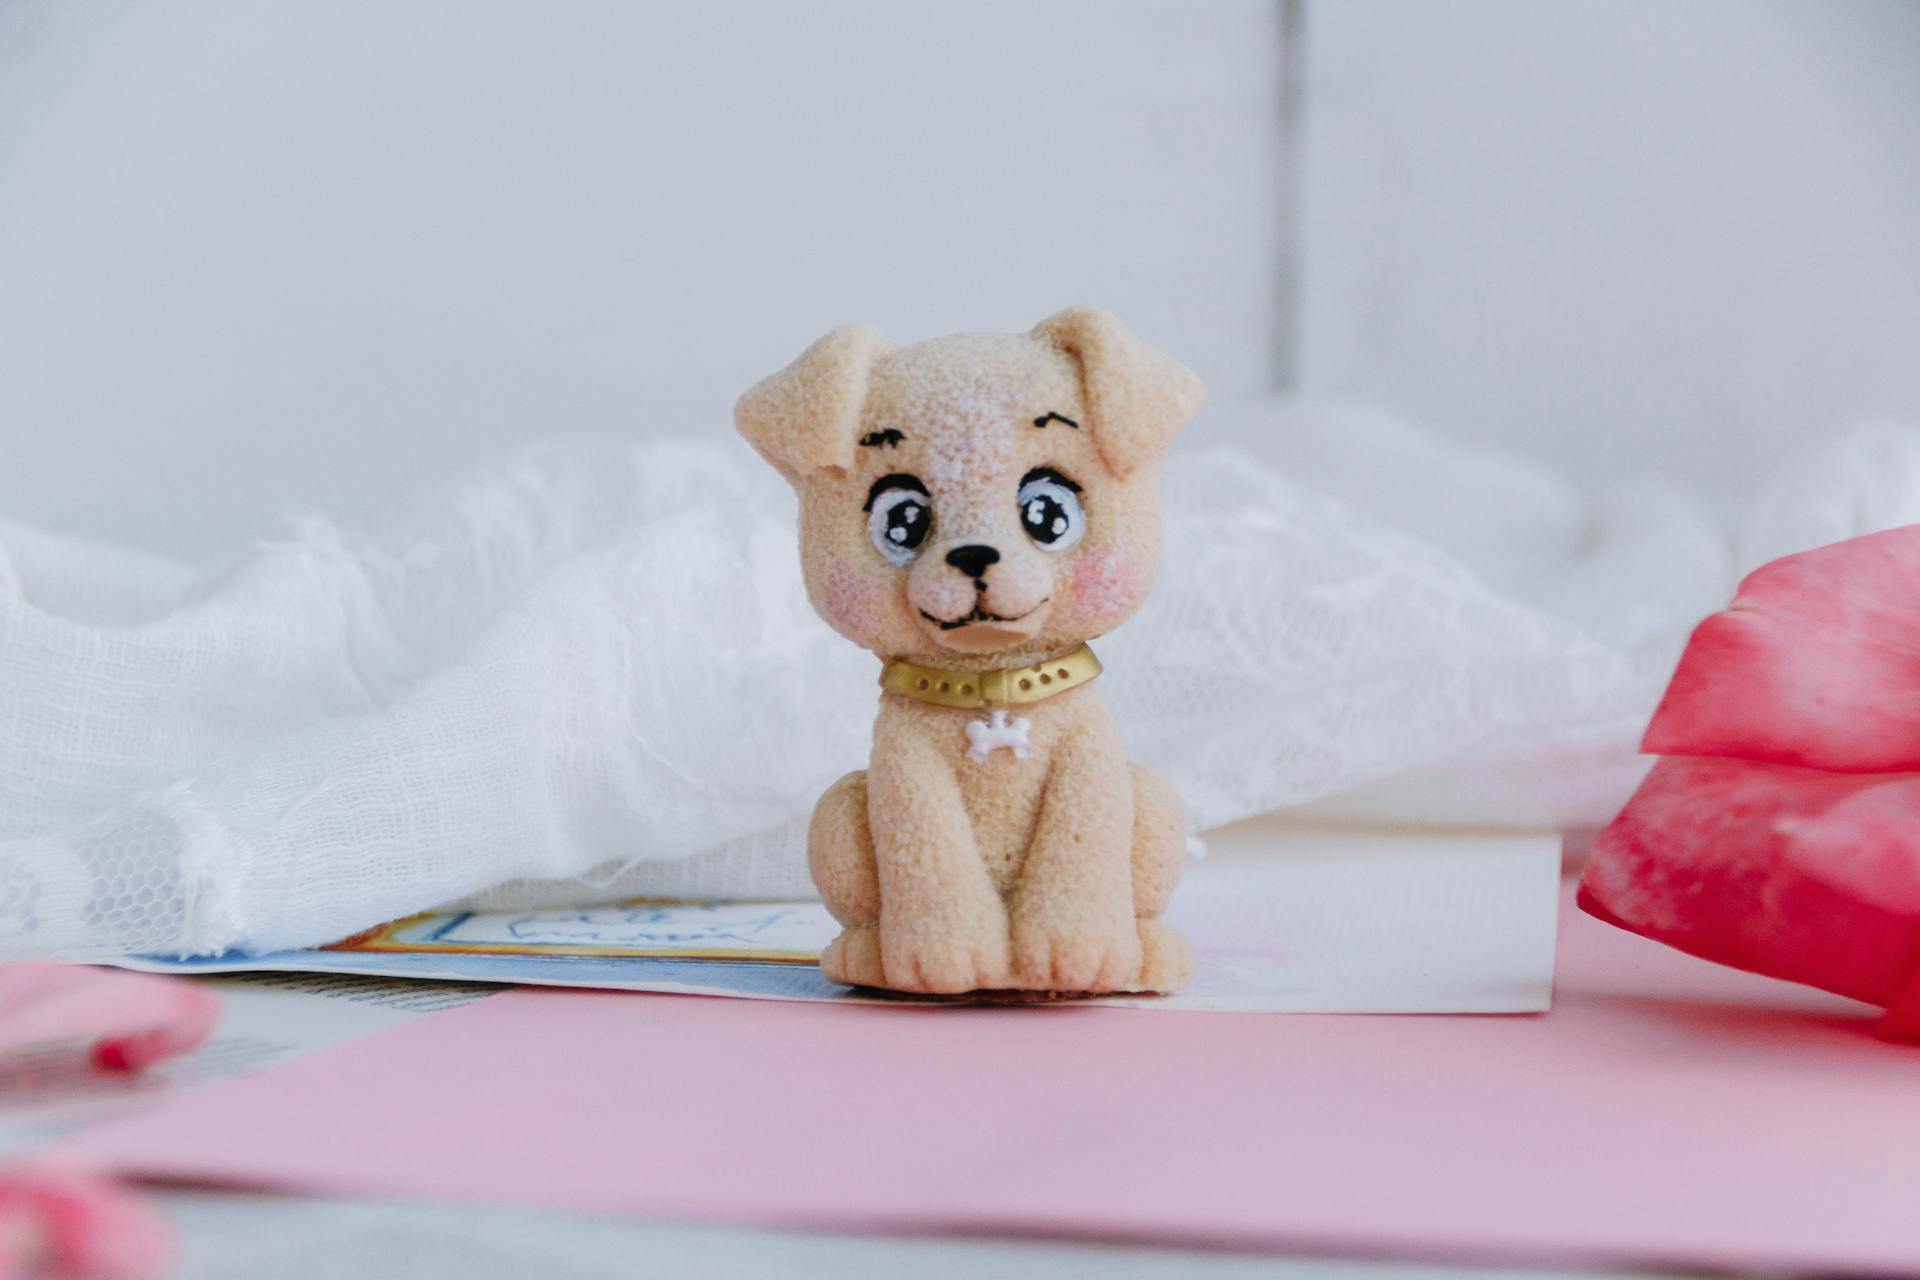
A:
[2, 0, 1917, 556]
[0, 0, 1280, 557]
[1295, 0, 1920, 509]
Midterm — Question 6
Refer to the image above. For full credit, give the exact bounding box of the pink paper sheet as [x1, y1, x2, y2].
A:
[56, 885, 1920, 1272]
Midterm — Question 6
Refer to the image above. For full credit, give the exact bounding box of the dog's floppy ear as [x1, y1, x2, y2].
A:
[1030, 306, 1204, 477]
[735, 324, 894, 484]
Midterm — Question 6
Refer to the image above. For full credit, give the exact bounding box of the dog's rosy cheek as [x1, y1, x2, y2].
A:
[820, 563, 891, 644]
[1068, 549, 1143, 631]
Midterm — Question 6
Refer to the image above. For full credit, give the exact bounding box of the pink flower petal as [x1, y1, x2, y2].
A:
[1643, 524, 1920, 771]
[0, 1167, 172, 1280]
[1579, 756, 1920, 1009]
[1780, 782, 1920, 917]
[0, 965, 218, 1072]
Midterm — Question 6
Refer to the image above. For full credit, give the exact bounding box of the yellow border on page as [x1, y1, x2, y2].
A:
[322, 901, 822, 965]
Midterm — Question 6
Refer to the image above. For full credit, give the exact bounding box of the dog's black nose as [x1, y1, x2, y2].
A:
[945, 544, 1001, 579]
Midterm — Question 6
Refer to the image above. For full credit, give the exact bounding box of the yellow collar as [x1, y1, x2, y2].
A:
[879, 644, 1103, 710]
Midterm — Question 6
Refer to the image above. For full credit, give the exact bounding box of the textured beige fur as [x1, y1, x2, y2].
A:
[737, 306, 1203, 994]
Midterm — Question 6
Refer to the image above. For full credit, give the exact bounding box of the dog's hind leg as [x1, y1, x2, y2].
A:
[1129, 762, 1193, 992]
[808, 770, 884, 987]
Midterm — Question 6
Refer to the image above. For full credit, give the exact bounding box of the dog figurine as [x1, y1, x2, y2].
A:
[735, 306, 1202, 995]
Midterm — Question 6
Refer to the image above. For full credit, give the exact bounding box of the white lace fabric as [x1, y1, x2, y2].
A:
[0, 408, 1908, 960]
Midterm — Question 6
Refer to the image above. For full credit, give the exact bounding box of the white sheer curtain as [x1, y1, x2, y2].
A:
[5, 404, 1909, 961]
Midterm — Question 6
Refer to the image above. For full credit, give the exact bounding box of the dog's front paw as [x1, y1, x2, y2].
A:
[820, 926, 885, 988]
[878, 922, 1009, 995]
[1011, 913, 1142, 993]
[1131, 918, 1193, 993]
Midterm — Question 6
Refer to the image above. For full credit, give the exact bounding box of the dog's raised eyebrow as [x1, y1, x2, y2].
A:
[1032, 412, 1079, 430]
[859, 428, 906, 449]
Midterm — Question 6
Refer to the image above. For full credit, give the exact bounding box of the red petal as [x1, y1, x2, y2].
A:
[1783, 783, 1920, 916]
[0, 1167, 173, 1280]
[1580, 756, 1920, 1007]
[1785, 789, 1920, 1042]
[1643, 525, 1920, 771]
[0, 965, 219, 1072]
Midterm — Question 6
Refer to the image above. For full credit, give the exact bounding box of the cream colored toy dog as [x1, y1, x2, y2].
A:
[736, 306, 1202, 995]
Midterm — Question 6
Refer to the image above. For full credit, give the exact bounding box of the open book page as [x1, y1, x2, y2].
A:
[115, 822, 1559, 1014]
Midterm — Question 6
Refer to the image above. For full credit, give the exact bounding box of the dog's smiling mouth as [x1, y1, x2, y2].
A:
[919, 598, 1050, 631]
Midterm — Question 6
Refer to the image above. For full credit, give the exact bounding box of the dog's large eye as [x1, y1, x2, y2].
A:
[867, 485, 932, 565]
[1018, 470, 1085, 551]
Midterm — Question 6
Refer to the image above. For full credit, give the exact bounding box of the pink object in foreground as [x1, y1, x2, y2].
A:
[0, 964, 219, 1073]
[48, 891, 1920, 1274]
[0, 964, 217, 1279]
[1581, 524, 1920, 1036]
[0, 1169, 172, 1280]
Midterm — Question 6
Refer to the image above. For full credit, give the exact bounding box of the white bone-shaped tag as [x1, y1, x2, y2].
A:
[965, 709, 1032, 763]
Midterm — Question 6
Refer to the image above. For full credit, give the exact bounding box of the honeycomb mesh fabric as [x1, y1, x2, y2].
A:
[0, 415, 1873, 960]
